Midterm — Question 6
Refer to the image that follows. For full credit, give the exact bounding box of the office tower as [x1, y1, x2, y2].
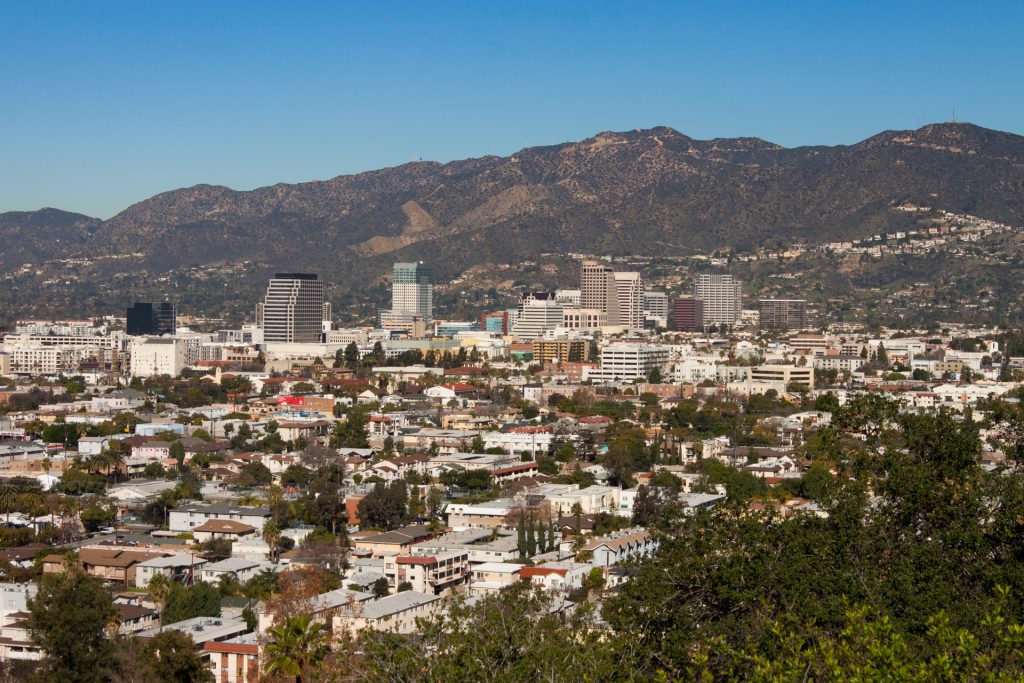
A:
[390, 262, 433, 322]
[671, 298, 704, 331]
[511, 292, 563, 340]
[759, 299, 808, 331]
[613, 272, 645, 328]
[643, 291, 669, 320]
[479, 311, 510, 336]
[674, 297, 705, 331]
[579, 261, 644, 328]
[126, 302, 176, 336]
[580, 261, 618, 323]
[694, 274, 743, 326]
[260, 273, 325, 343]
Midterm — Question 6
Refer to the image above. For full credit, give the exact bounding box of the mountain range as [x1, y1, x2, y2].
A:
[2, 122, 1024, 318]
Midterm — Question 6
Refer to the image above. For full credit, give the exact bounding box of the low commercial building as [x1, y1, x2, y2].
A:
[586, 343, 670, 383]
[748, 364, 814, 388]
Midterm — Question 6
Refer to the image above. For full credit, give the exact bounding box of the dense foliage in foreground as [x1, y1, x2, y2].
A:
[345, 399, 1024, 681]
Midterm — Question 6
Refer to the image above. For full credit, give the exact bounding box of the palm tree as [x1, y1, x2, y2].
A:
[104, 445, 126, 483]
[266, 484, 284, 509]
[147, 573, 172, 632]
[0, 484, 18, 526]
[17, 490, 43, 523]
[262, 519, 281, 562]
[241, 570, 276, 616]
[218, 572, 242, 598]
[263, 614, 329, 683]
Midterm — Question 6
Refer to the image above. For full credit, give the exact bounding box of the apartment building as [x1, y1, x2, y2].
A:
[694, 274, 743, 326]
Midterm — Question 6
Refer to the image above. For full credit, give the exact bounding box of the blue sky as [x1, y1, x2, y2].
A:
[2, 1, 1021, 218]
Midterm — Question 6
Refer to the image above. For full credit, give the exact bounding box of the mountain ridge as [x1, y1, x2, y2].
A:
[3, 121, 1024, 287]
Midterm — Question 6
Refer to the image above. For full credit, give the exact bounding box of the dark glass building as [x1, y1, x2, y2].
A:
[126, 302, 177, 336]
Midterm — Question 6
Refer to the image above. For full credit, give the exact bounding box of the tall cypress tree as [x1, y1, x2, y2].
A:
[548, 520, 557, 553]
[526, 514, 537, 556]
[517, 511, 527, 557]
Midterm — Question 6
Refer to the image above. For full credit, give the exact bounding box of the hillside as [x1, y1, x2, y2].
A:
[2, 122, 1024, 320]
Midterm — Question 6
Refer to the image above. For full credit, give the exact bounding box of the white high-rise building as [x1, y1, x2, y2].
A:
[694, 274, 743, 327]
[387, 262, 433, 324]
[259, 273, 325, 343]
[511, 293, 564, 340]
[613, 272, 645, 329]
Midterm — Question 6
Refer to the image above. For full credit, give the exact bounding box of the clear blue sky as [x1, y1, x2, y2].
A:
[2, 0, 1022, 218]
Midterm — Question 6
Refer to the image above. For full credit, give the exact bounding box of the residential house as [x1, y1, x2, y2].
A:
[169, 503, 271, 534]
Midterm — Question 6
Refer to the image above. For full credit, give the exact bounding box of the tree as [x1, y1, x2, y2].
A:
[426, 486, 445, 522]
[139, 630, 214, 682]
[237, 462, 273, 487]
[80, 505, 116, 533]
[814, 391, 840, 413]
[28, 568, 117, 683]
[264, 614, 330, 683]
[526, 514, 537, 556]
[344, 341, 360, 368]
[161, 581, 221, 624]
[357, 481, 408, 530]
[331, 409, 370, 448]
[263, 519, 282, 561]
[517, 512, 528, 557]
[372, 577, 390, 598]
[146, 573, 173, 632]
[631, 484, 676, 527]
[281, 464, 311, 487]
[168, 440, 185, 469]
[143, 462, 168, 479]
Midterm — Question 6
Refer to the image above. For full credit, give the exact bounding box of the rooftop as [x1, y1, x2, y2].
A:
[346, 591, 440, 620]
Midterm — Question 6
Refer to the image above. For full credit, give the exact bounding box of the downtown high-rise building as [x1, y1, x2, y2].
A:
[579, 260, 644, 328]
[613, 271, 645, 329]
[694, 274, 743, 327]
[511, 291, 563, 340]
[126, 302, 177, 336]
[258, 273, 325, 343]
[671, 297, 704, 331]
[381, 262, 433, 327]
